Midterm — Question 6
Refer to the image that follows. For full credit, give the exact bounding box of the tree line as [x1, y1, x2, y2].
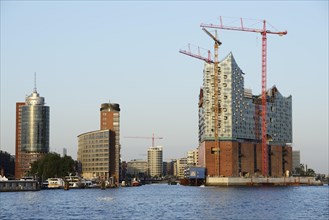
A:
[30, 152, 76, 180]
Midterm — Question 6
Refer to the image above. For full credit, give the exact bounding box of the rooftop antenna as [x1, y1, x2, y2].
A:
[33, 72, 37, 93]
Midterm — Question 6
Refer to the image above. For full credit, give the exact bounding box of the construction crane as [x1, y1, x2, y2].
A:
[202, 28, 221, 176]
[179, 28, 222, 176]
[124, 133, 163, 147]
[179, 44, 213, 63]
[201, 17, 287, 177]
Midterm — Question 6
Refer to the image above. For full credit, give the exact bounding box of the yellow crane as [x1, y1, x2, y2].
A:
[179, 28, 222, 176]
[202, 28, 221, 176]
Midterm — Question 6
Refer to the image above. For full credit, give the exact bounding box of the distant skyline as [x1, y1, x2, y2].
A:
[1, 1, 328, 174]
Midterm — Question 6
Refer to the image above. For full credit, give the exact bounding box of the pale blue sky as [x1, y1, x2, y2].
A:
[1, 1, 328, 174]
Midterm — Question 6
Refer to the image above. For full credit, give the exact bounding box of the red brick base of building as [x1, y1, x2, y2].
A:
[15, 152, 46, 179]
[198, 140, 292, 177]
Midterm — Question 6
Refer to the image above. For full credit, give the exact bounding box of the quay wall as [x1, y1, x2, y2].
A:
[206, 177, 323, 186]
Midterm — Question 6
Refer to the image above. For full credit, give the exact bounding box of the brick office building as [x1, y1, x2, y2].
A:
[78, 102, 121, 184]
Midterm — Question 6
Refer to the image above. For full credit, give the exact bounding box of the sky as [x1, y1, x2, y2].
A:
[1, 1, 328, 174]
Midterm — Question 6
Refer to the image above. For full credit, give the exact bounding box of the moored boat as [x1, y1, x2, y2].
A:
[0, 179, 40, 192]
[131, 178, 141, 187]
[47, 178, 64, 189]
[64, 176, 80, 188]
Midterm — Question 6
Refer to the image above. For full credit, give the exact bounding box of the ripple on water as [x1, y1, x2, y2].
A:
[0, 185, 328, 220]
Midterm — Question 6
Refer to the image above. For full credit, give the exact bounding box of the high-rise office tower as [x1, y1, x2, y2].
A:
[78, 130, 111, 179]
[100, 102, 120, 183]
[147, 146, 163, 177]
[77, 101, 121, 184]
[15, 85, 49, 178]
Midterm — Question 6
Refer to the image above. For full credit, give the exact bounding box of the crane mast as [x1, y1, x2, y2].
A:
[179, 28, 222, 176]
[261, 20, 268, 176]
[201, 17, 287, 177]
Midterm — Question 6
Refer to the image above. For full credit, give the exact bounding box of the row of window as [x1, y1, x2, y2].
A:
[83, 167, 108, 171]
[80, 157, 109, 162]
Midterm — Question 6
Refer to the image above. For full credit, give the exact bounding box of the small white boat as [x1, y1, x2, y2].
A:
[64, 176, 80, 188]
[80, 179, 97, 188]
[47, 178, 64, 189]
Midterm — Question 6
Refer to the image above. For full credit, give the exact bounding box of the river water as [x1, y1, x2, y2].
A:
[1, 184, 328, 219]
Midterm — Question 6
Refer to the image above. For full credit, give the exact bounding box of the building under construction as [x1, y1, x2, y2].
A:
[197, 52, 292, 177]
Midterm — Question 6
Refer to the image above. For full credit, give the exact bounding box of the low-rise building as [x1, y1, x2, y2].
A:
[174, 158, 188, 178]
[187, 149, 198, 166]
[127, 159, 148, 176]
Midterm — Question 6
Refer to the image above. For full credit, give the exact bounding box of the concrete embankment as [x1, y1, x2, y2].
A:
[206, 176, 323, 186]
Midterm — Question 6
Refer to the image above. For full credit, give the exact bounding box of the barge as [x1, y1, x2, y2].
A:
[0, 180, 40, 192]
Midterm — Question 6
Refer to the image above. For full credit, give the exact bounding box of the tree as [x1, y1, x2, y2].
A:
[294, 163, 316, 177]
[306, 168, 316, 177]
[30, 152, 75, 180]
[295, 163, 305, 176]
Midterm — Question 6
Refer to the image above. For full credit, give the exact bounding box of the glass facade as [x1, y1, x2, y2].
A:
[21, 105, 49, 152]
[199, 52, 292, 144]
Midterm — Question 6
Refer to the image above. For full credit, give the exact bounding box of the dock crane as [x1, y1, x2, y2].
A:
[179, 28, 222, 176]
[200, 17, 287, 176]
[124, 133, 163, 148]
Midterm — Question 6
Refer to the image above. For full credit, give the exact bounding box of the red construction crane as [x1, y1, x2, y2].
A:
[201, 17, 287, 177]
[124, 133, 163, 147]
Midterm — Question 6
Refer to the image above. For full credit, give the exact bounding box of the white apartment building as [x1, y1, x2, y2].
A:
[187, 149, 198, 166]
[147, 146, 163, 177]
[174, 158, 188, 178]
